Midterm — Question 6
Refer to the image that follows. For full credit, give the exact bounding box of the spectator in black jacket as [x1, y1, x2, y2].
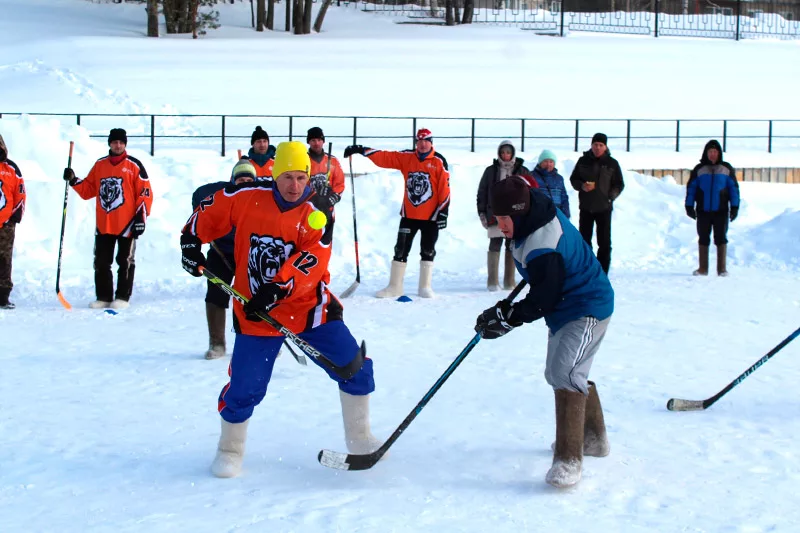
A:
[569, 133, 625, 274]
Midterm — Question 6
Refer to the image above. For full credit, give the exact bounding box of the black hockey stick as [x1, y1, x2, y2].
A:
[209, 242, 303, 365]
[318, 279, 528, 471]
[667, 325, 800, 411]
[56, 141, 74, 310]
[339, 156, 360, 299]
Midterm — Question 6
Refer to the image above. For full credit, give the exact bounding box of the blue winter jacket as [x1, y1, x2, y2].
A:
[685, 140, 740, 213]
[509, 189, 614, 333]
[532, 165, 570, 218]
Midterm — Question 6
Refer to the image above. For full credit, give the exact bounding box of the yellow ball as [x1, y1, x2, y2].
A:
[307, 210, 327, 230]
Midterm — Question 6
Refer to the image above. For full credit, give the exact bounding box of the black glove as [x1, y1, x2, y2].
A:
[730, 206, 738, 222]
[475, 300, 523, 340]
[436, 212, 447, 230]
[63, 168, 76, 183]
[685, 205, 696, 220]
[132, 212, 146, 238]
[0, 146, 6, 162]
[343, 145, 365, 158]
[180, 233, 205, 277]
[311, 178, 330, 196]
[243, 281, 292, 321]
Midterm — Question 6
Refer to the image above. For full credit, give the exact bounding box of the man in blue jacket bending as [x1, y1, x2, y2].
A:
[474, 176, 614, 489]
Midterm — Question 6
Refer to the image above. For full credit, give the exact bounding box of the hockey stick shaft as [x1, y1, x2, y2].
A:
[667, 325, 800, 411]
[319, 279, 529, 470]
[339, 156, 360, 298]
[56, 141, 74, 310]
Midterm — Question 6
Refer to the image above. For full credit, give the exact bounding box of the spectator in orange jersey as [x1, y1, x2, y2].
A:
[344, 128, 450, 298]
[0, 134, 26, 310]
[306, 127, 345, 213]
[63, 128, 153, 310]
[180, 141, 383, 479]
[242, 126, 276, 180]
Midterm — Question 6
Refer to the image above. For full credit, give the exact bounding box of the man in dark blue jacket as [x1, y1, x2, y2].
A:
[685, 139, 740, 276]
[475, 176, 614, 489]
[191, 159, 256, 359]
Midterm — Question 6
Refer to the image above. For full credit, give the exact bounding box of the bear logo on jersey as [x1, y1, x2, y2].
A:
[406, 172, 433, 207]
[0, 180, 6, 213]
[248, 234, 296, 295]
[99, 177, 125, 213]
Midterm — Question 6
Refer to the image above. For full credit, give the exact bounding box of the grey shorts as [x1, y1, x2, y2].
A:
[544, 316, 610, 394]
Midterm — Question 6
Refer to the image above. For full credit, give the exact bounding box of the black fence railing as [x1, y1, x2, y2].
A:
[355, 0, 800, 40]
[2, 113, 799, 156]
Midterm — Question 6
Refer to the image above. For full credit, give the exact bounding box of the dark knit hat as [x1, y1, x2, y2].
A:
[108, 128, 127, 145]
[307, 127, 324, 142]
[591, 132, 608, 145]
[251, 126, 269, 145]
[491, 176, 531, 217]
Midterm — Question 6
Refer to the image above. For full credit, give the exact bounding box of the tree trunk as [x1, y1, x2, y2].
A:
[461, 0, 473, 23]
[313, 0, 333, 32]
[302, 0, 313, 33]
[445, 0, 454, 25]
[257, 0, 266, 30]
[147, 0, 159, 36]
[293, 0, 303, 34]
[250, 0, 255, 28]
[429, 0, 438, 17]
[454, 3, 461, 23]
[191, 0, 199, 38]
[266, 0, 274, 29]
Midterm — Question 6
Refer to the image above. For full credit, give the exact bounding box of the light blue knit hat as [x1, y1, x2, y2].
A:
[538, 149, 557, 165]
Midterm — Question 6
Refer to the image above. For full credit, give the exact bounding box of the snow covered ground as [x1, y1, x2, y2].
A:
[1, 1, 800, 532]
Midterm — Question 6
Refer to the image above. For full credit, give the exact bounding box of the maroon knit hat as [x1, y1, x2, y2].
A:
[491, 177, 531, 216]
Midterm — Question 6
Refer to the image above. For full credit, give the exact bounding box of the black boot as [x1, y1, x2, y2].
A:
[0, 287, 14, 310]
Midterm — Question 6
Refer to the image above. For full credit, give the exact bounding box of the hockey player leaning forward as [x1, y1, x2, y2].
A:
[344, 128, 450, 298]
[474, 177, 614, 489]
[180, 141, 382, 478]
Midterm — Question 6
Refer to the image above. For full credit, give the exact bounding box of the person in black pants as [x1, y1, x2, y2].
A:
[569, 133, 625, 274]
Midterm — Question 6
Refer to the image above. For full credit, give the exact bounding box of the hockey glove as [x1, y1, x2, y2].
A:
[132, 211, 146, 238]
[63, 168, 77, 184]
[180, 233, 205, 277]
[475, 300, 523, 340]
[243, 281, 293, 321]
[343, 145, 365, 158]
[436, 212, 448, 230]
[729, 206, 738, 222]
[685, 205, 697, 220]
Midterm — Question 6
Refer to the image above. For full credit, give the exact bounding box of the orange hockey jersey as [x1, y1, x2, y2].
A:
[364, 148, 450, 221]
[309, 153, 345, 195]
[72, 153, 153, 237]
[0, 159, 25, 226]
[183, 183, 340, 337]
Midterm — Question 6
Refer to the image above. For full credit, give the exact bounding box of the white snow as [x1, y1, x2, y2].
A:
[1, 1, 800, 532]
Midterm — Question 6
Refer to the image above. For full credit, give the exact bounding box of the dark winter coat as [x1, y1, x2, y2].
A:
[192, 181, 235, 254]
[476, 157, 533, 225]
[569, 149, 625, 214]
[532, 165, 570, 218]
[685, 140, 740, 213]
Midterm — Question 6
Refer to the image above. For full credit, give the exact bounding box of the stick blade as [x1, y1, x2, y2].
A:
[666, 398, 705, 411]
[57, 291, 72, 310]
[339, 281, 359, 299]
[317, 448, 382, 471]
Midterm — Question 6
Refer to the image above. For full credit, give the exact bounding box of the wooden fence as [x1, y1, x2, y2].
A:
[633, 167, 800, 185]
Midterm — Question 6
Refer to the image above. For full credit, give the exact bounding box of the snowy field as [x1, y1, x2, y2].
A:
[2, 1, 800, 532]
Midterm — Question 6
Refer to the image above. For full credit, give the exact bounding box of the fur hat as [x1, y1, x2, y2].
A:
[272, 141, 311, 178]
[538, 149, 557, 165]
[251, 126, 269, 146]
[591, 132, 608, 146]
[108, 128, 127, 145]
[498, 140, 515, 158]
[306, 127, 325, 142]
[491, 176, 531, 217]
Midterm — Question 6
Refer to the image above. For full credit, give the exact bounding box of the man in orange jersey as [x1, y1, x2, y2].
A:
[306, 127, 344, 213]
[242, 126, 276, 180]
[344, 128, 450, 298]
[0, 134, 26, 310]
[63, 128, 153, 310]
[180, 141, 382, 478]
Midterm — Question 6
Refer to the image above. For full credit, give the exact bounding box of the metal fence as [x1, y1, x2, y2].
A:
[356, 0, 800, 39]
[2, 112, 799, 156]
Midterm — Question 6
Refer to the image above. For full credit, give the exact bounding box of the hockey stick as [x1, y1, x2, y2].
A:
[667, 325, 800, 412]
[339, 155, 360, 299]
[56, 141, 75, 310]
[318, 279, 529, 471]
[209, 242, 304, 366]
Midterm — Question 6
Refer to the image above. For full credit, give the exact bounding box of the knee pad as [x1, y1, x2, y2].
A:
[421, 248, 436, 262]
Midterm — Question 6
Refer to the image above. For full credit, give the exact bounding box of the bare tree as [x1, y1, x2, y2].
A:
[461, 0, 474, 23]
[313, 0, 333, 32]
[147, 0, 159, 36]
[267, 0, 275, 29]
[446, 0, 455, 25]
[293, 0, 304, 33]
[257, 0, 266, 30]
[302, 0, 313, 33]
[250, 0, 255, 27]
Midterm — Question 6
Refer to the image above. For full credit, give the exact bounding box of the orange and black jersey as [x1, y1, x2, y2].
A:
[243, 146, 276, 181]
[0, 159, 25, 226]
[182, 181, 340, 337]
[71, 153, 153, 237]
[364, 148, 450, 221]
[309, 153, 345, 196]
